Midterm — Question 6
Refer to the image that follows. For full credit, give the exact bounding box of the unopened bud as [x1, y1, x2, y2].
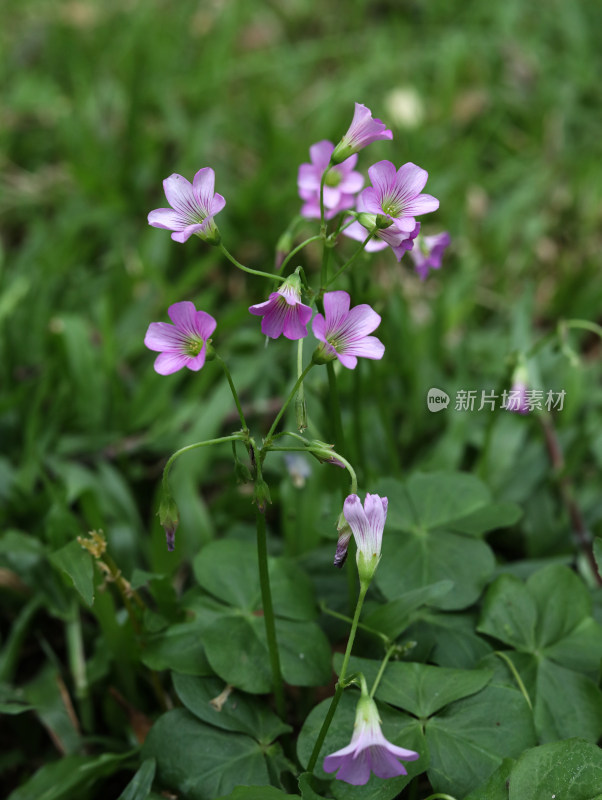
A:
[158, 492, 179, 552]
[334, 511, 352, 568]
[308, 441, 345, 469]
[252, 479, 272, 513]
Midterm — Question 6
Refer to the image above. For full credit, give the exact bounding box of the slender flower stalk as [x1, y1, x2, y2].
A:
[278, 234, 322, 276]
[307, 580, 370, 773]
[215, 354, 248, 432]
[325, 232, 374, 287]
[265, 362, 315, 441]
[219, 243, 285, 282]
[252, 442, 285, 718]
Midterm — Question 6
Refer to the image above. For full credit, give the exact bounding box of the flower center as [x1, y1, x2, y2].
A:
[325, 169, 342, 188]
[381, 196, 403, 217]
[185, 336, 204, 356]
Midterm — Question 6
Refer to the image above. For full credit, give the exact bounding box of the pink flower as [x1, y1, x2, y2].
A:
[148, 168, 225, 244]
[324, 694, 419, 785]
[342, 493, 388, 581]
[360, 160, 439, 235]
[312, 291, 384, 370]
[298, 140, 364, 220]
[342, 192, 421, 261]
[249, 273, 312, 340]
[144, 301, 216, 375]
[332, 103, 393, 164]
[410, 232, 451, 280]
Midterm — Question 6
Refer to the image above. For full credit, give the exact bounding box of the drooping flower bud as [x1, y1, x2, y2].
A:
[158, 491, 179, 552]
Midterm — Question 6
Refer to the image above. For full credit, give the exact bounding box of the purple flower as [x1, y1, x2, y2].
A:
[504, 381, 529, 414]
[343, 493, 388, 581]
[410, 232, 451, 280]
[332, 103, 393, 164]
[324, 694, 419, 785]
[144, 301, 216, 375]
[312, 291, 384, 370]
[342, 192, 421, 261]
[148, 168, 225, 244]
[249, 273, 312, 340]
[298, 140, 364, 220]
[360, 160, 439, 235]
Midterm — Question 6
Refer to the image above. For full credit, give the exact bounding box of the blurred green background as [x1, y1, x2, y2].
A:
[2, 0, 602, 627]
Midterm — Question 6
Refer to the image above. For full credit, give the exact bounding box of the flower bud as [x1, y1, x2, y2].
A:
[308, 441, 345, 469]
[252, 479, 272, 513]
[158, 492, 179, 552]
[334, 511, 352, 568]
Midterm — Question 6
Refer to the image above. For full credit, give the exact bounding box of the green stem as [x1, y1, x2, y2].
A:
[562, 318, 602, 339]
[66, 601, 93, 731]
[215, 354, 248, 432]
[161, 434, 246, 489]
[325, 233, 373, 287]
[278, 235, 322, 276]
[219, 243, 284, 282]
[494, 651, 533, 711]
[307, 581, 369, 772]
[264, 445, 357, 495]
[255, 505, 286, 718]
[265, 362, 315, 441]
[326, 362, 346, 456]
[369, 644, 396, 698]
[320, 603, 388, 644]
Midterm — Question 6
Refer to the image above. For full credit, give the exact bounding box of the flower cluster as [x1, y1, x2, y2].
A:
[142, 102, 438, 787]
[296, 104, 449, 272]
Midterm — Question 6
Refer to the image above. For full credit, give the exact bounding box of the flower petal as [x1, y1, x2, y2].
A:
[341, 335, 385, 361]
[309, 140, 335, 169]
[367, 160, 397, 202]
[153, 351, 190, 375]
[343, 494, 370, 551]
[394, 161, 428, 199]
[298, 163, 319, 191]
[333, 750, 372, 785]
[311, 313, 327, 343]
[210, 192, 226, 216]
[194, 309, 217, 340]
[403, 193, 439, 216]
[340, 303, 382, 339]
[323, 291, 351, 332]
[369, 746, 409, 779]
[358, 186, 383, 215]
[148, 208, 183, 230]
[185, 346, 207, 371]
[192, 167, 216, 213]
[336, 351, 359, 369]
[144, 321, 186, 352]
[171, 223, 205, 243]
[163, 173, 197, 217]
[339, 171, 364, 194]
[168, 301, 200, 334]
